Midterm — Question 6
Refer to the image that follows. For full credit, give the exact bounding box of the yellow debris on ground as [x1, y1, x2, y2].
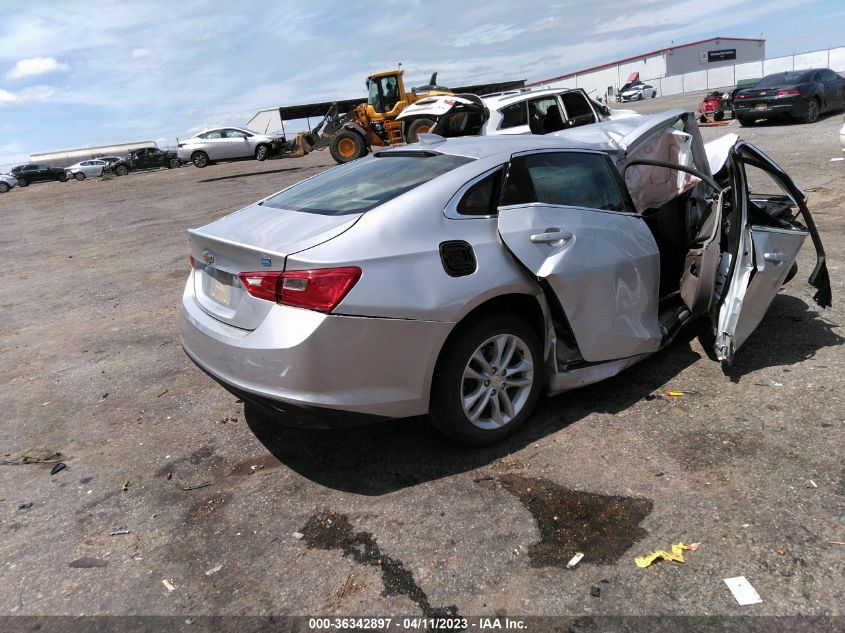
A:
[635, 542, 700, 568]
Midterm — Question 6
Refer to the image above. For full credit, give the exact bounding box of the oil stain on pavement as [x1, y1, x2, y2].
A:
[301, 509, 459, 618]
[497, 474, 653, 567]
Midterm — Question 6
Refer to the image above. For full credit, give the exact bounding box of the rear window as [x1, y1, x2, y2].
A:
[757, 71, 812, 87]
[262, 152, 474, 215]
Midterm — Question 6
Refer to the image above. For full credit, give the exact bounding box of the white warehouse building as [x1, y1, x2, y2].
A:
[528, 37, 766, 100]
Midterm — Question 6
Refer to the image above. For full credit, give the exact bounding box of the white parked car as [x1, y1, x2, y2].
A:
[176, 127, 287, 168]
[0, 173, 17, 193]
[619, 83, 657, 101]
[65, 159, 109, 180]
[398, 88, 636, 139]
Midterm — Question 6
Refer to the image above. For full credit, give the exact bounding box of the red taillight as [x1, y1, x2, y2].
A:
[775, 89, 800, 97]
[238, 267, 361, 313]
[238, 271, 282, 302]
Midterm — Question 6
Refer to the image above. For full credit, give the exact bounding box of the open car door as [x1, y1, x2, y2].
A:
[714, 141, 831, 363]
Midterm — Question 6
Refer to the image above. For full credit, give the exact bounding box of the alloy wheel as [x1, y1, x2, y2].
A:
[461, 333, 534, 430]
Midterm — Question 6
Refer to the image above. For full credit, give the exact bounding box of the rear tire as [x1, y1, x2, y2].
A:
[17, 178, 28, 187]
[74, 172, 85, 181]
[802, 98, 820, 123]
[429, 314, 543, 446]
[168, 157, 181, 169]
[192, 151, 209, 168]
[651, 91, 657, 98]
[255, 144, 270, 161]
[57, 173, 68, 182]
[115, 165, 129, 176]
[406, 117, 436, 143]
[329, 131, 365, 164]
[737, 116, 754, 127]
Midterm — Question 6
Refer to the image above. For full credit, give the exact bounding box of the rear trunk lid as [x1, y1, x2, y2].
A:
[188, 203, 360, 330]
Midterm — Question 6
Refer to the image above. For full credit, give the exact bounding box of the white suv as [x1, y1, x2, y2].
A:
[177, 127, 286, 168]
[398, 88, 635, 138]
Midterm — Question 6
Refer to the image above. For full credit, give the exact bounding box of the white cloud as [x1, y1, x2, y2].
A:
[131, 48, 152, 59]
[7, 56, 68, 79]
[0, 85, 57, 105]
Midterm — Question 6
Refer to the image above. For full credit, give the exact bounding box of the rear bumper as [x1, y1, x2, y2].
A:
[734, 97, 806, 118]
[180, 276, 453, 419]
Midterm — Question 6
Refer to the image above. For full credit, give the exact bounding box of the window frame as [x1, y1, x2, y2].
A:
[500, 149, 637, 216]
[445, 165, 507, 219]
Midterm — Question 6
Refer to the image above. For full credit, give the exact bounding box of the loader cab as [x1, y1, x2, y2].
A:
[367, 71, 405, 117]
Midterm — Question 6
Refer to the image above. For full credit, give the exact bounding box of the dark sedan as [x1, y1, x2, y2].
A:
[733, 68, 845, 125]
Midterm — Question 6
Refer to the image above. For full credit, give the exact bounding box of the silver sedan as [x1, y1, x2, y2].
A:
[65, 159, 109, 180]
[0, 174, 17, 193]
[181, 110, 830, 445]
[176, 126, 284, 168]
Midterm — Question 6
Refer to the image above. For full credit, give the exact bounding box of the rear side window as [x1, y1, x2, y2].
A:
[457, 169, 504, 216]
[499, 102, 527, 129]
[263, 152, 474, 215]
[501, 152, 626, 212]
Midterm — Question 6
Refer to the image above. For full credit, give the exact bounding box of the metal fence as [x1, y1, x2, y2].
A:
[654, 45, 845, 96]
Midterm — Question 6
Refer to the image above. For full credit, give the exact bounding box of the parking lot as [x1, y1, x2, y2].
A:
[1, 92, 844, 623]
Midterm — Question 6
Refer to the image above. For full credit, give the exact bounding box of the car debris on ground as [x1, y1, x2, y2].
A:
[635, 542, 700, 568]
[109, 527, 130, 536]
[724, 576, 763, 605]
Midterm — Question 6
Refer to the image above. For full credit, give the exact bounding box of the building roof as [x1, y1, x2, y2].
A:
[527, 37, 765, 86]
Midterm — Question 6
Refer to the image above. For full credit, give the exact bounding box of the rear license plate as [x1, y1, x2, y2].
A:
[755, 104, 769, 111]
[209, 272, 232, 306]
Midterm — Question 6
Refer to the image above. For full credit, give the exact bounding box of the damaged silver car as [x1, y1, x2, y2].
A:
[181, 109, 830, 445]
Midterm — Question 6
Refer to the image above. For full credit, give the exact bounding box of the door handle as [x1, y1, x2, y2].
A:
[530, 229, 573, 244]
[763, 252, 785, 264]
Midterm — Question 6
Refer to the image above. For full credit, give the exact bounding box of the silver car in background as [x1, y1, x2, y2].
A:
[177, 126, 285, 168]
[0, 174, 17, 193]
[65, 159, 109, 180]
[181, 110, 830, 445]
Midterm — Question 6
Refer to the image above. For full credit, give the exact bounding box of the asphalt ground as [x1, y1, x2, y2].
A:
[1, 93, 844, 629]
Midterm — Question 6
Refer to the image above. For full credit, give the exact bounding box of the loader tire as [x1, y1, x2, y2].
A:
[330, 131, 365, 164]
[406, 117, 436, 143]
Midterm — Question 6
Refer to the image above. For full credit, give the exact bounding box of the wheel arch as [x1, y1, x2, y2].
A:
[429, 292, 551, 404]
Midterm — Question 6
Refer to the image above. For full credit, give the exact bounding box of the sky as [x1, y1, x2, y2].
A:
[1, 0, 844, 168]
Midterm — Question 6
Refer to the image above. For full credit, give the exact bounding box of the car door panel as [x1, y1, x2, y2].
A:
[500, 204, 662, 362]
[714, 141, 829, 363]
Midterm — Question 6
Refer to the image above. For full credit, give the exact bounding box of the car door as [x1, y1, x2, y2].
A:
[560, 91, 599, 129]
[88, 160, 106, 176]
[713, 141, 830, 363]
[222, 129, 252, 158]
[201, 130, 225, 158]
[821, 69, 845, 109]
[497, 149, 663, 362]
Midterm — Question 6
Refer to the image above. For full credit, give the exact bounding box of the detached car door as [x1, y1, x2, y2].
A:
[714, 141, 831, 362]
[497, 150, 663, 362]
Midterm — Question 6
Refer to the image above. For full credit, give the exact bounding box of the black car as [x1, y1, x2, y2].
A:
[125, 147, 181, 170]
[11, 163, 68, 187]
[733, 68, 845, 125]
[106, 147, 180, 176]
